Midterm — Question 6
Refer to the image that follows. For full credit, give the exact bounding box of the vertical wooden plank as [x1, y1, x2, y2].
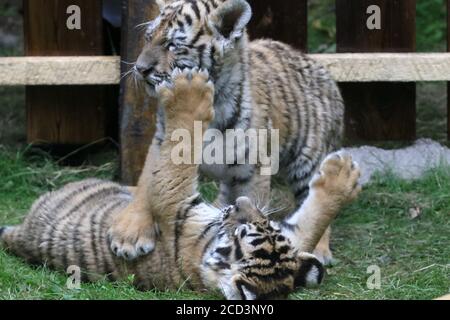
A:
[24, 0, 107, 145]
[336, 0, 416, 141]
[120, 0, 159, 185]
[247, 0, 307, 51]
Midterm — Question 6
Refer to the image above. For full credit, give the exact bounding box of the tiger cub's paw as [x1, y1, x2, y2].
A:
[156, 68, 215, 124]
[107, 206, 158, 261]
[310, 152, 362, 206]
[313, 241, 335, 267]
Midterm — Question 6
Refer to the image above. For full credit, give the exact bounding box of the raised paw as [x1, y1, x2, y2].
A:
[310, 152, 362, 205]
[156, 68, 215, 124]
[107, 206, 158, 261]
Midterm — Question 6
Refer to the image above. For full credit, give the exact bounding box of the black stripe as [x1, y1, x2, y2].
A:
[201, 233, 217, 259]
[252, 248, 279, 262]
[235, 280, 248, 300]
[250, 237, 269, 247]
[278, 245, 290, 254]
[295, 256, 324, 288]
[40, 180, 103, 258]
[234, 237, 243, 260]
[244, 268, 294, 282]
[242, 257, 297, 272]
[184, 14, 193, 26]
[294, 185, 309, 200]
[203, 0, 211, 13]
[210, 0, 219, 9]
[254, 48, 293, 149]
[82, 199, 123, 280]
[196, 220, 220, 244]
[89, 203, 102, 275]
[46, 184, 121, 261]
[209, 45, 217, 79]
[230, 174, 252, 187]
[190, 28, 204, 46]
[0, 227, 5, 239]
[215, 246, 231, 258]
[271, 43, 299, 154]
[288, 56, 314, 174]
[215, 261, 231, 270]
[224, 63, 245, 131]
[197, 44, 206, 69]
[72, 201, 109, 280]
[189, 1, 201, 19]
[174, 195, 203, 280]
[175, 35, 187, 42]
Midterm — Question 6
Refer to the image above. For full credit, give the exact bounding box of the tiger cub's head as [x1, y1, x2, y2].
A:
[201, 197, 324, 300]
[134, 0, 252, 96]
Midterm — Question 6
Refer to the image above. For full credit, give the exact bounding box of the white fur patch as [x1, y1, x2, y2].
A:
[305, 265, 321, 287]
[241, 286, 257, 300]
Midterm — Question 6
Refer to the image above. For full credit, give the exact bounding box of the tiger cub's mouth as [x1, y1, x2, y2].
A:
[132, 66, 171, 96]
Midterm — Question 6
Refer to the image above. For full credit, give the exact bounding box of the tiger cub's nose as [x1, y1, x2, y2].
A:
[136, 64, 153, 78]
[235, 197, 253, 211]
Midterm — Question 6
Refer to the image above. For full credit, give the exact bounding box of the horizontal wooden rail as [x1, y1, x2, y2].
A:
[1, 53, 450, 85]
[311, 53, 450, 82]
[0, 56, 120, 85]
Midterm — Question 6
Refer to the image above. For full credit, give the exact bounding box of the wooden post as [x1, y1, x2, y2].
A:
[247, 0, 307, 51]
[24, 0, 108, 145]
[336, 0, 416, 141]
[119, 0, 159, 185]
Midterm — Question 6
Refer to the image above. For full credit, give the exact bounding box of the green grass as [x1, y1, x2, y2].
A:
[0, 147, 448, 300]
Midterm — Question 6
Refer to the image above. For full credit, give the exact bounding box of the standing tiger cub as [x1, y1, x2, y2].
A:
[109, 0, 344, 264]
[0, 70, 361, 299]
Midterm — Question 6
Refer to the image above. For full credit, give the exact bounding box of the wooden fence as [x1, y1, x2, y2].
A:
[0, 0, 450, 184]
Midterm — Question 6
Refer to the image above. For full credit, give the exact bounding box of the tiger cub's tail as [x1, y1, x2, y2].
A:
[0, 226, 15, 249]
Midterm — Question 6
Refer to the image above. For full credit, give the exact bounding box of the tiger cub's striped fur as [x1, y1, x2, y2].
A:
[110, 0, 344, 263]
[1, 70, 361, 299]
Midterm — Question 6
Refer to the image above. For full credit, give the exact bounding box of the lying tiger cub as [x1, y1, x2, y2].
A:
[0, 70, 361, 299]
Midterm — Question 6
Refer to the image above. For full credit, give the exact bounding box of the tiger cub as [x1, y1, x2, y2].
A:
[109, 0, 344, 264]
[0, 70, 361, 300]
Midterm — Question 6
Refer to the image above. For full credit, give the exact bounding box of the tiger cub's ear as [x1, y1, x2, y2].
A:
[294, 252, 325, 288]
[155, 0, 176, 11]
[208, 0, 252, 41]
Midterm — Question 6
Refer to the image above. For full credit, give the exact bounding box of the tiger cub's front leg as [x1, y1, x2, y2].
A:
[108, 68, 214, 260]
[107, 139, 162, 260]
